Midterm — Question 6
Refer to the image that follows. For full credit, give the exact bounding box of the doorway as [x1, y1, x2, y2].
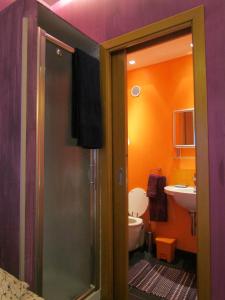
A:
[100, 6, 210, 300]
[127, 33, 197, 300]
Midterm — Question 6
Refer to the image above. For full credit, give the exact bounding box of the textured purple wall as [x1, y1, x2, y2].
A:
[0, 0, 23, 277]
[0, 0, 38, 288]
[53, 1, 225, 299]
[0, 0, 49, 12]
[0, 0, 15, 12]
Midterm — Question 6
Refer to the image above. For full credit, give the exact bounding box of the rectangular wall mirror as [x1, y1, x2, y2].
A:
[173, 108, 195, 148]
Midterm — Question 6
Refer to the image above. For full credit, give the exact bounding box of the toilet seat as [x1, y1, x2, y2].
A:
[128, 187, 149, 217]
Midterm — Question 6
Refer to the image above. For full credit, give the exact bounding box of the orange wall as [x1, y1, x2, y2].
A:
[128, 55, 197, 253]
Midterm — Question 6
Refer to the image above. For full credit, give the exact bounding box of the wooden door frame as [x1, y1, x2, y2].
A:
[100, 5, 210, 300]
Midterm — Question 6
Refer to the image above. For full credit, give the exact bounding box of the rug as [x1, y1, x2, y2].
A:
[128, 259, 197, 300]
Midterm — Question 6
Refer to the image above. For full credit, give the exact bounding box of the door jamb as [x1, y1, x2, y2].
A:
[100, 5, 210, 300]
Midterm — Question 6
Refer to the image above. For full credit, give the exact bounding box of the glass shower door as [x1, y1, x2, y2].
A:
[40, 37, 97, 300]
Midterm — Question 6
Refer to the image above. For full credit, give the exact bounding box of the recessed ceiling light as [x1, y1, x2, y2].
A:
[190, 43, 194, 48]
[129, 60, 136, 65]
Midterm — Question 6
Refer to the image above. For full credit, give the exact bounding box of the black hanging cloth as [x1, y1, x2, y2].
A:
[72, 49, 103, 149]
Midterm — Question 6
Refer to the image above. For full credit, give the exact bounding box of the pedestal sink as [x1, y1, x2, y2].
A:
[164, 185, 196, 212]
[164, 185, 196, 235]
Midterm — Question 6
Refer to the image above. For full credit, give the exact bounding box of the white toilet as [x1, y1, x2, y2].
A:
[128, 187, 149, 252]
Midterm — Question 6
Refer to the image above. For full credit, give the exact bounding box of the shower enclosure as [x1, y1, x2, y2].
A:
[35, 6, 99, 299]
[0, 2, 100, 299]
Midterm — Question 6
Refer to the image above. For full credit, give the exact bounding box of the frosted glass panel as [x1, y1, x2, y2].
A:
[42, 41, 93, 299]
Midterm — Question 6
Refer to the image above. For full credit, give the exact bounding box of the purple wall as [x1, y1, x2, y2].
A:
[0, 0, 24, 277]
[0, 0, 15, 12]
[53, 1, 225, 299]
[0, 0, 38, 288]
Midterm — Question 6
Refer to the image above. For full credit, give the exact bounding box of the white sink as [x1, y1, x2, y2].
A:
[164, 185, 196, 212]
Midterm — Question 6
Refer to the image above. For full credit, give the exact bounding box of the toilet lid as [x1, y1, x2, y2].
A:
[128, 188, 149, 217]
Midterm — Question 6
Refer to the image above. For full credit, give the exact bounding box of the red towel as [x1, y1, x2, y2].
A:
[147, 174, 168, 222]
[147, 174, 159, 197]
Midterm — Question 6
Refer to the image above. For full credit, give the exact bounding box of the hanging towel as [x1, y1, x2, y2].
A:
[147, 174, 168, 222]
[147, 174, 159, 198]
[72, 49, 103, 149]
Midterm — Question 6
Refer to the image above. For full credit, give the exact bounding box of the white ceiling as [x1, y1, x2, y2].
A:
[127, 34, 193, 71]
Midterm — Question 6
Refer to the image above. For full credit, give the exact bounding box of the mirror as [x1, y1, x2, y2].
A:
[173, 108, 195, 147]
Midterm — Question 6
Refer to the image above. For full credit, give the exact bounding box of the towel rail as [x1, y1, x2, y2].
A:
[45, 32, 75, 54]
[150, 168, 162, 174]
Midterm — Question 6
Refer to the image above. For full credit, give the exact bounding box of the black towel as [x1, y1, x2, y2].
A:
[72, 49, 103, 148]
[147, 174, 168, 222]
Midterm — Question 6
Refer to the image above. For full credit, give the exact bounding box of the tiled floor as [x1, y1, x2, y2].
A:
[128, 249, 197, 300]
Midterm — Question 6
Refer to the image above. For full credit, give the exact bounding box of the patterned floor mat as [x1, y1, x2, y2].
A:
[128, 259, 197, 300]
